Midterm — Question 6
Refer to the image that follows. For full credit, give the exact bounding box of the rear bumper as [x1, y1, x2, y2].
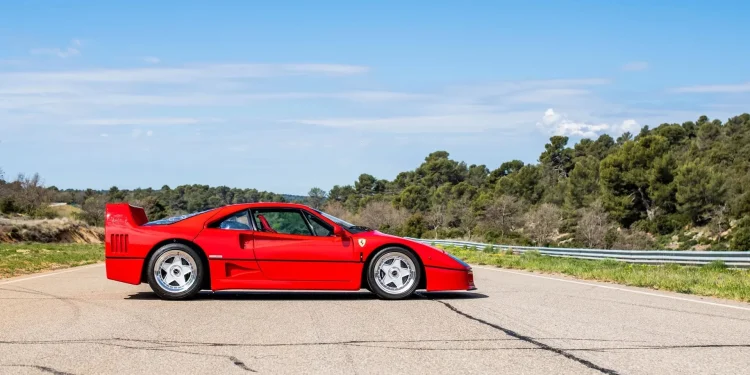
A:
[105, 257, 144, 285]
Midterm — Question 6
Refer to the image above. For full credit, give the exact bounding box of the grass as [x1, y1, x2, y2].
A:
[0, 242, 104, 279]
[49, 204, 83, 218]
[443, 246, 750, 302]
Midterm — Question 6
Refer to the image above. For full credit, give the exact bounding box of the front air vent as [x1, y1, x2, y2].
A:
[110, 234, 129, 254]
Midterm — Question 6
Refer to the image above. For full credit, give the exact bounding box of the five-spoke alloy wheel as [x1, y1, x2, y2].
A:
[147, 243, 203, 300]
[367, 247, 421, 300]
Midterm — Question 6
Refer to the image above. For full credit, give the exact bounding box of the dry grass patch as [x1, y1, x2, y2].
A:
[0, 217, 103, 243]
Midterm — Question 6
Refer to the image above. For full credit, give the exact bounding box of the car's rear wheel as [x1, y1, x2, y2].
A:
[367, 247, 420, 300]
[147, 243, 203, 300]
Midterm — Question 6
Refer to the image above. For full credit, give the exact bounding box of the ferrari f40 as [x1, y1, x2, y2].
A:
[105, 202, 475, 300]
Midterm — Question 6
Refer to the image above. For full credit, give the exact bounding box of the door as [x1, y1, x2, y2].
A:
[193, 209, 263, 289]
[251, 208, 359, 283]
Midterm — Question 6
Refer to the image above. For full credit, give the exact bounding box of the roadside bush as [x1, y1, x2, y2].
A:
[483, 245, 498, 254]
[730, 224, 750, 251]
[485, 230, 531, 246]
[703, 260, 728, 271]
[400, 213, 427, 238]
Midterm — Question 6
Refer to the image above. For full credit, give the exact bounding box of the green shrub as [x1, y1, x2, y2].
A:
[703, 260, 727, 271]
[730, 225, 750, 250]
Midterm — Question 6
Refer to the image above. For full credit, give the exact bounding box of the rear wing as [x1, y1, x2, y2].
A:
[105, 203, 148, 229]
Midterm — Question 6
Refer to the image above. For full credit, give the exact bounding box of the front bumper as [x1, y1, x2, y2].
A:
[425, 266, 477, 291]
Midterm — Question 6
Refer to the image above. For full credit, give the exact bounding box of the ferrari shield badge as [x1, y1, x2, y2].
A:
[358, 238, 367, 247]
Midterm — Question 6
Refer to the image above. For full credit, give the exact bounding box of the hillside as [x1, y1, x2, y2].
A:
[0, 217, 103, 243]
[1, 113, 749, 250]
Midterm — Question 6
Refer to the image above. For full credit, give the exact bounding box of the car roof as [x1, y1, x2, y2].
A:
[223, 202, 312, 210]
[200, 201, 335, 228]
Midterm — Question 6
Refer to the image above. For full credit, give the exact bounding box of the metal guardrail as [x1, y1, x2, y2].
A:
[405, 238, 750, 268]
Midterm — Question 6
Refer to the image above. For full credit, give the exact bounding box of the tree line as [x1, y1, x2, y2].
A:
[0, 176, 286, 227]
[314, 113, 750, 250]
[1, 113, 749, 250]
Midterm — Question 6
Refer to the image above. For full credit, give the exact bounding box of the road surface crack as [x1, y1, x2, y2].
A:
[229, 356, 256, 372]
[428, 298, 621, 375]
[0, 364, 75, 375]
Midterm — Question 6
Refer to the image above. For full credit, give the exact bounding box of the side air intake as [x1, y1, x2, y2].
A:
[110, 234, 129, 254]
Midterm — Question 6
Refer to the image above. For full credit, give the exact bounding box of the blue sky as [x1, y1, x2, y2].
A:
[1, 1, 749, 194]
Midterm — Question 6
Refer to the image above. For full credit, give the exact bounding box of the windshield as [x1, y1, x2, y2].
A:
[314, 209, 372, 234]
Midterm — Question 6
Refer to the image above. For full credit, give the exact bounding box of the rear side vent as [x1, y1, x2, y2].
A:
[110, 234, 129, 254]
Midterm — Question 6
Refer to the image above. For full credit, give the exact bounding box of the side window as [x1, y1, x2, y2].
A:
[218, 210, 252, 230]
[305, 212, 333, 236]
[253, 210, 312, 236]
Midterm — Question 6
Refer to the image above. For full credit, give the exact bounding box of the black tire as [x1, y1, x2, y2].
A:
[146, 243, 204, 300]
[367, 247, 421, 300]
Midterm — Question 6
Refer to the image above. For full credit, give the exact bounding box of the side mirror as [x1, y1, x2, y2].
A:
[333, 226, 346, 237]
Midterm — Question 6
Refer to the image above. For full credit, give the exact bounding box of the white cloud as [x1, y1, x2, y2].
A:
[100, 133, 109, 137]
[622, 61, 649, 71]
[70, 118, 216, 126]
[341, 91, 429, 102]
[0, 62, 683, 142]
[0, 90, 424, 111]
[1, 63, 369, 85]
[541, 108, 562, 124]
[30, 39, 82, 58]
[280, 64, 369, 75]
[143, 57, 161, 64]
[671, 82, 750, 93]
[285, 79, 618, 134]
[288, 111, 541, 134]
[537, 108, 640, 138]
[146, 130, 153, 136]
[619, 119, 640, 133]
[0, 85, 83, 95]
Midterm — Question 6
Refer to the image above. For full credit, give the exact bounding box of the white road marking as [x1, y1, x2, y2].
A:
[474, 266, 750, 312]
[0, 263, 104, 286]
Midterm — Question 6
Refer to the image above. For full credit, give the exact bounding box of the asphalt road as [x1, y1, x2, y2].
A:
[1, 265, 749, 375]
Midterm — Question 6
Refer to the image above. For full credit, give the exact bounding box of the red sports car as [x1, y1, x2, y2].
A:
[105, 202, 476, 300]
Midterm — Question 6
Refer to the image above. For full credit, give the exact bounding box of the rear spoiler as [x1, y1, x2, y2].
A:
[105, 203, 148, 228]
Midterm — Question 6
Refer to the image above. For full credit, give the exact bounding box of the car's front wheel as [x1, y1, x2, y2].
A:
[367, 247, 420, 300]
[147, 243, 204, 300]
